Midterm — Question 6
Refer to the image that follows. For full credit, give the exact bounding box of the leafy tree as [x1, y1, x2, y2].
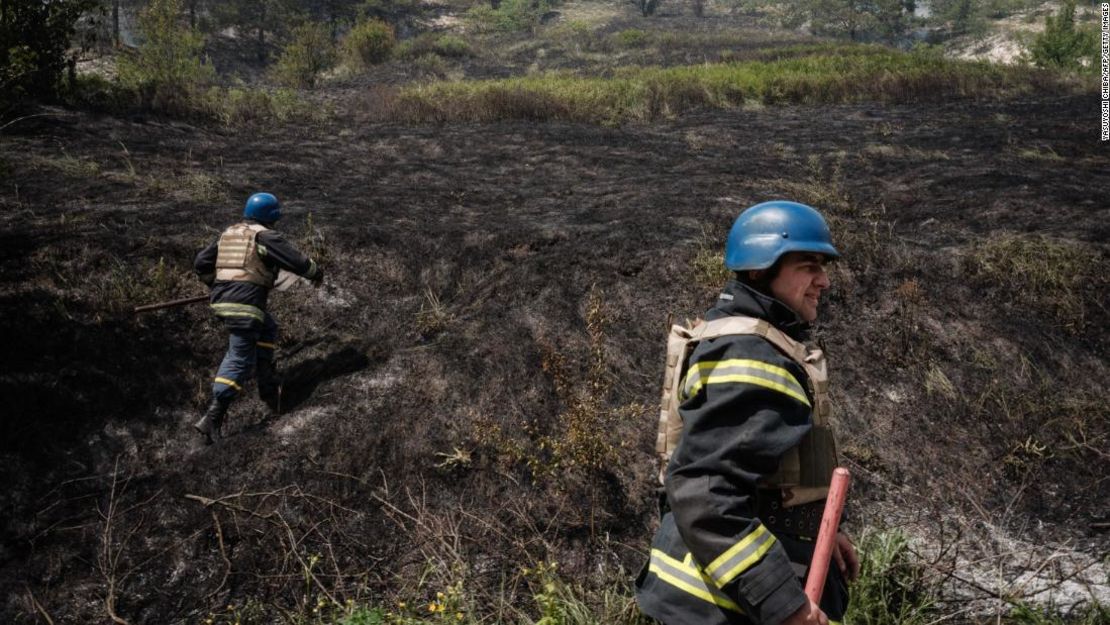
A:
[0, 0, 99, 108]
[1026, 0, 1096, 71]
[117, 0, 213, 110]
[272, 21, 335, 87]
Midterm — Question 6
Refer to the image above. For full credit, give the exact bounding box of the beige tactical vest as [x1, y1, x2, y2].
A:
[215, 223, 276, 287]
[656, 316, 837, 507]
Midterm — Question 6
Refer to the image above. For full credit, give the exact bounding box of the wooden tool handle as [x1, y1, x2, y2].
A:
[132, 294, 209, 313]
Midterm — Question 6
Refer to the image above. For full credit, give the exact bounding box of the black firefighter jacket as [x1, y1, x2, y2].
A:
[193, 220, 322, 330]
[636, 280, 848, 625]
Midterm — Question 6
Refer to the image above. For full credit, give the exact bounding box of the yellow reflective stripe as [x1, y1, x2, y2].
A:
[683, 359, 810, 406]
[307, 259, 318, 278]
[648, 550, 743, 614]
[704, 524, 778, 586]
[214, 376, 242, 391]
[257, 244, 268, 256]
[256, 341, 276, 349]
[687, 359, 799, 386]
[210, 303, 265, 322]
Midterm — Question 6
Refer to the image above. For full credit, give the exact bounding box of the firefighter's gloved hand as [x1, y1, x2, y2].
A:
[310, 267, 325, 287]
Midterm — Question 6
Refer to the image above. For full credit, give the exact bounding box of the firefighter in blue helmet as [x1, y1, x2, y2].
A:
[637, 201, 859, 625]
[192, 193, 323, 443]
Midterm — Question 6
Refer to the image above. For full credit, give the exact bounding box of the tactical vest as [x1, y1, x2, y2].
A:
[656, 316, 837, 507]
[215, 223, 276, 287]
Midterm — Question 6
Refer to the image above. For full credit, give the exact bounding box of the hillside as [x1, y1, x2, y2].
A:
[1, 1, 1107, 623]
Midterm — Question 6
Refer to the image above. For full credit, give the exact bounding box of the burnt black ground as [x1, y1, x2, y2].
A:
[1, 76, 1108, 621]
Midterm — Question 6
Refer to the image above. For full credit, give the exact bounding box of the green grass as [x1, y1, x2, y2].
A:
[1007, 601, 1110, 625]
[396, 45, 1068, 123]
[844, 529, 936, 625]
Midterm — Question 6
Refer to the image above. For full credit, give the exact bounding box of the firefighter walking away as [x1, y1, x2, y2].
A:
[192, 192, 323, 443]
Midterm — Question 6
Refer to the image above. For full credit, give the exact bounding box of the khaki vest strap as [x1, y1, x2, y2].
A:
[694, 317, 809, 366]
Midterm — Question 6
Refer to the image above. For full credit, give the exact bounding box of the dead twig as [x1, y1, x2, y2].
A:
[24, 584, 55, 625]
[208, 510, 233, 600]
[99, 457, 132, 625]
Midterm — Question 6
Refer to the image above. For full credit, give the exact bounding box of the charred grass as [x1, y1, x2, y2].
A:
[2, 26, 1108, 621]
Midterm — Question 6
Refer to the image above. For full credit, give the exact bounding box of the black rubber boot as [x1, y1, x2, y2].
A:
[257, 360, 283, 413]
[193, 396, 230, 444]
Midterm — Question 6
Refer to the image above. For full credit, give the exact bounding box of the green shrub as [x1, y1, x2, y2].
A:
[413, 53, 451, 79]
[63, 73, 133, 112]
[432, 35, 473, 58]
[117, 0, 214, 112]
[201, 86, 318, 125]
[612, 29, 650, 48]
[1026, 1, 1097, 72]
[272, 22, 336, 88]
[343, 19, 396, 68]
[396, 33, 474, 60]
[465, 0, 553, 34]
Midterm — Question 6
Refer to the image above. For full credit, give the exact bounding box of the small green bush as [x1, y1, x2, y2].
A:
[201, 86, 317, 125]
[1026, 1, 1097, 72]
[465, 0, 552, 34]
[413, 53, 451, 79]
[343, 19, 396, 68]
[432, 35, 473, 58]
[396, 33, 474, 60]
[272, 22, 336, 88]
[117, 0, 214, 112]
[613, 29, 649, 48]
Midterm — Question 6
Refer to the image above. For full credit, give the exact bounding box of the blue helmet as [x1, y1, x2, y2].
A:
[244, 192, 281, 223]
[724, 200, 839, 271]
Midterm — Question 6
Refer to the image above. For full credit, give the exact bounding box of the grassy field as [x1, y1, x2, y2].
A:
[394, 45, 1081, 123]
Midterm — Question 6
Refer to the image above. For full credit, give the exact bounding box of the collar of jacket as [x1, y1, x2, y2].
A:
[705, 279, 810, 342]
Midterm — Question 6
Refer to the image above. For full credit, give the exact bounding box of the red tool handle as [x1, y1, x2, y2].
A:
[804, 467, 851, 604]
